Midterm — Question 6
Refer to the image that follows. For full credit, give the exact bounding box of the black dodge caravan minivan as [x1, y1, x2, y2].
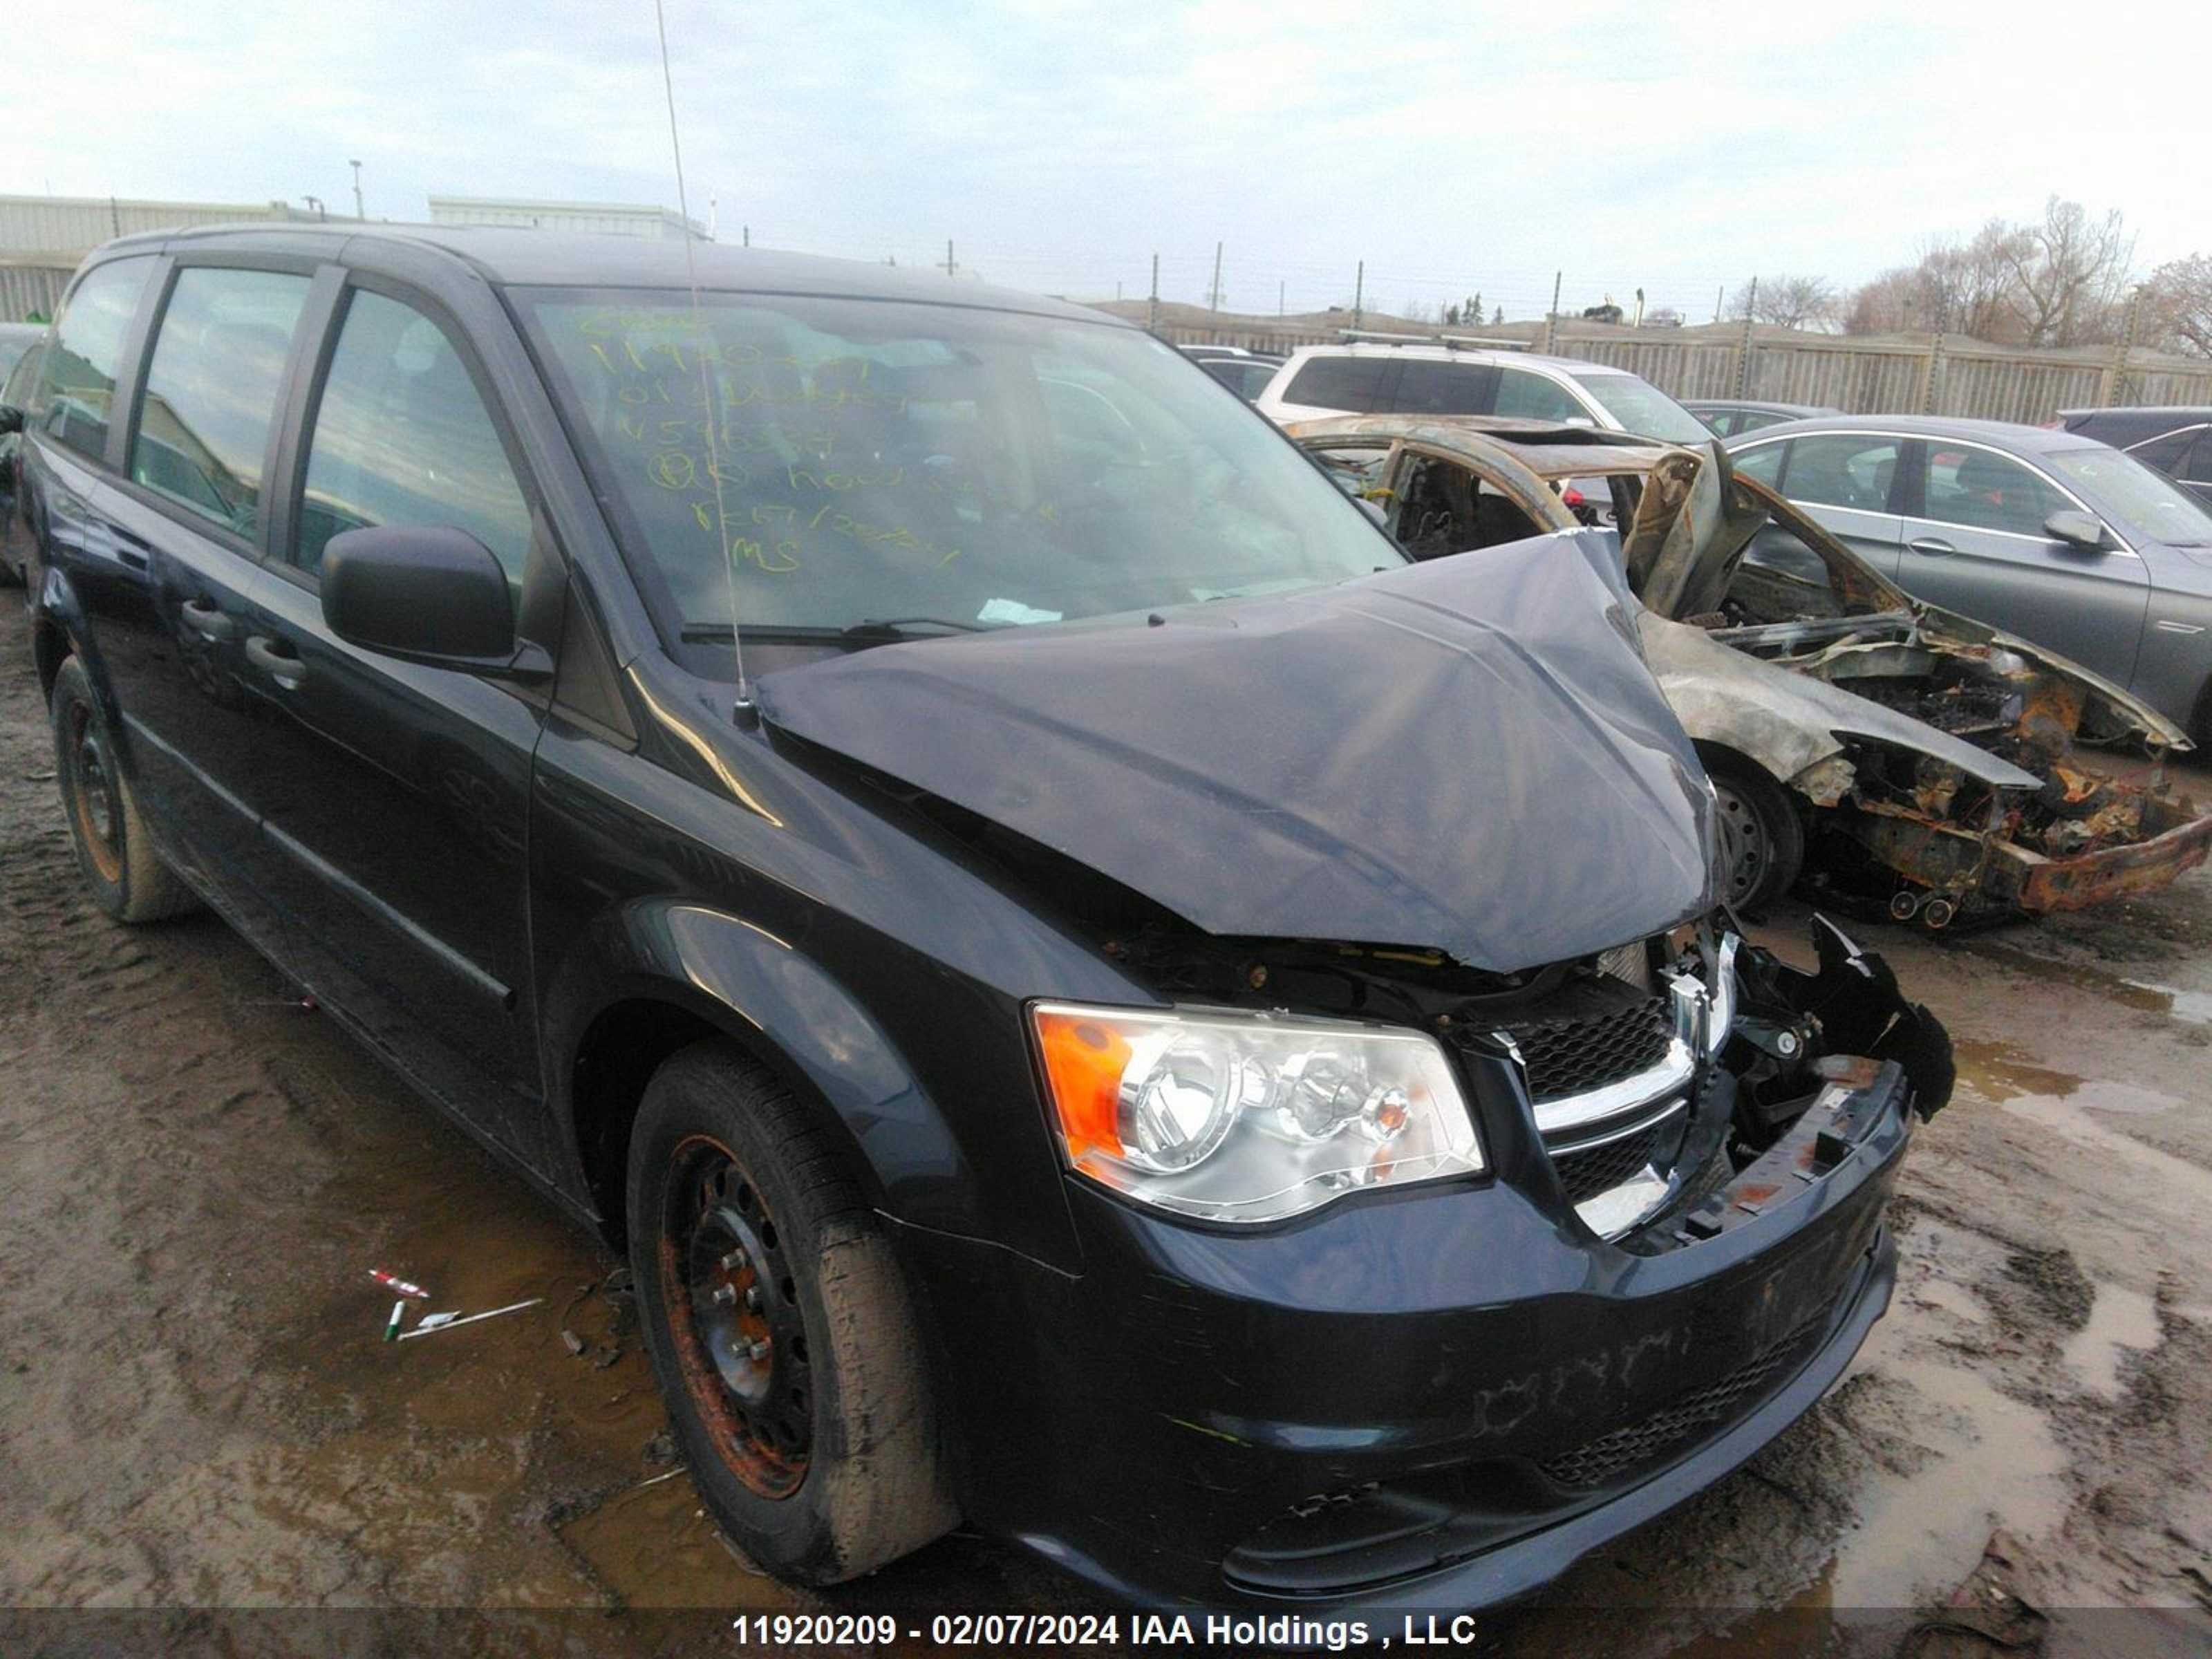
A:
[5, 225, 1949, 1610]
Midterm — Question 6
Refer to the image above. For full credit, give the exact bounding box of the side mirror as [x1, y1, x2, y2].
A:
[0, 405, 23, 437]
[321, 525, 520, 671]
[2045, 508, 2108, 552]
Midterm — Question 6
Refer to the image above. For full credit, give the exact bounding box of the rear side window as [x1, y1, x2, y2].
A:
[293, 289, 532, 582]
[130, 267, 311, 537]
[1785, 434, 1899, 513]
[1730, 441, 1785, 486]
[35, 256, 156, 461]
[2126, 426, 2205, 476]
[1280, 355, 1386, 411]
[1923, 447, 2068, 537]
[1492, 368, 1585, 423]
[1389, 359, 1494, 415]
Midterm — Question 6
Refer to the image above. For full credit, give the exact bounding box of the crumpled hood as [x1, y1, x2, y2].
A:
[756, 529, 1717, 973]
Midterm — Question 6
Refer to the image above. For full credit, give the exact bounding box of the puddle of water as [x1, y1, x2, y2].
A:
[2002, 1094, 2212, 1206]
[1953, 1038, 2082, 1104]
[1965, 941, 2212, 1027]
[1827, 1331, 2071, 1609]
[2061, 1282, 2161, 1400]
[1907, 1275, 1989, 1325]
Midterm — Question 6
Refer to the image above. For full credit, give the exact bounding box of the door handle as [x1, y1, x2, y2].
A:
[245, 634, 308, 691]
[1906, 536, 1956, 556]
[178, 597, 238, 642]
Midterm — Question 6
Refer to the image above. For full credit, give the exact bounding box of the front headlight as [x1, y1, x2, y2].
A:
[1031, 1002, 1483, 1224]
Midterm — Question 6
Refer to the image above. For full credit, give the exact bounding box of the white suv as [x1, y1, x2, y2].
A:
[1253, 341, 1712, 444]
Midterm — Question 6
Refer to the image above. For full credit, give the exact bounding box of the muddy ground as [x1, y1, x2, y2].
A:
[3, 600, 2211, 1658]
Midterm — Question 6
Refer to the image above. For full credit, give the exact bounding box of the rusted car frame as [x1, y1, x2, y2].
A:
[1288, 415, 2212, 926]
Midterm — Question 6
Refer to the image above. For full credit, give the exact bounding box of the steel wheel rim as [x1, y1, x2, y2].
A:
[1712, 780, 1768, 906]
[66, 703, 124, 884]
[659, 1134, 812, 1497]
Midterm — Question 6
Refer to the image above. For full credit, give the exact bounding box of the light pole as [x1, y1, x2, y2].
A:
[349, 160, 364, 220]
[301, 194, 325, 221]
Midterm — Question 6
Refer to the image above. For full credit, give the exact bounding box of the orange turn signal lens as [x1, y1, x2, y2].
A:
[1033, 1008, 1132, 1161]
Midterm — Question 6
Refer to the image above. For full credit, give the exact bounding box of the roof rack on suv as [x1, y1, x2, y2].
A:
[1332, 328, 1530, 352]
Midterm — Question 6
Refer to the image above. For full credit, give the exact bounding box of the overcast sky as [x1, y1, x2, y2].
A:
[17, 0, 2209, 319]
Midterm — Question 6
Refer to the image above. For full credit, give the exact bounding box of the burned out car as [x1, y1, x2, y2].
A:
[1292, 415, 2212, 926]
[24, 226, 1947, 1612]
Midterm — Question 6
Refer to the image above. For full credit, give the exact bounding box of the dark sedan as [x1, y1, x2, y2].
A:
[1685, 399, 1838, 438]
[1725, 415, 2212, 740]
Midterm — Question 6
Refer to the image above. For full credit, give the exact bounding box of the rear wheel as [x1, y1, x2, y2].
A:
[1702, 751, 1803, 913]
[50, 658, 199, 924]
[627, 1042, 956, 1585]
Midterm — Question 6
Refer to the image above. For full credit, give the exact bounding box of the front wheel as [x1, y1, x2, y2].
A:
[1702, 751, 1804, 914]
[627, 1042, 957, 1585]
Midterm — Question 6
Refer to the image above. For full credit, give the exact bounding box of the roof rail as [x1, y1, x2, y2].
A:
[1333, 328, 1533, 352]
[1335, 328, 1441, 345]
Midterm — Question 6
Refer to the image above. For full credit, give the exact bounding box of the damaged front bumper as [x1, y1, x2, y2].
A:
[1850, 786, 2212, 921]
[901, 919, 1948, 1611]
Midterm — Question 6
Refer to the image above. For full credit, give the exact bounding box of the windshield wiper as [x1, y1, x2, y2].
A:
[679, 617, 987, 647]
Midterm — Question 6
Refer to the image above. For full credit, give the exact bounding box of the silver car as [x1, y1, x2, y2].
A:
[1724, 415, 2212, 740]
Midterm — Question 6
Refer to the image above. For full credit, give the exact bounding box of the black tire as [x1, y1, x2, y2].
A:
[1701, 749, 1804, 913]
[50, 657, 200, 924]
[627, 1041, 957, 1585]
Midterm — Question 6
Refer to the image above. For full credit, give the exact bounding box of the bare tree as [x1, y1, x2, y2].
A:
[2144, 254, 2212, 357]
[1998, 196, 2135, 346]
[1727, 274, 1839, 330]
[1845, 221, 2041, 339]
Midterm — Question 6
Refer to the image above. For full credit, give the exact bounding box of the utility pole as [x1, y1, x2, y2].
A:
[1116, 280, 1122, 301]
[1633, 286, 1644, 328]
[349, 160, 365, 220]
[1353, 261, 1364, 332]
[942, 239, 957, 279]
[1714, 284, 1723, 324]
[1540, 270, 1561, 353]
[1208, 241, 1224, 312]
[742, 225, 750, 247]
[2103, 285, 2144, 407]
[1147, 252, 1159, 335]
[1734, 276, 1759, 397]
[1278, 279, 1284, 318]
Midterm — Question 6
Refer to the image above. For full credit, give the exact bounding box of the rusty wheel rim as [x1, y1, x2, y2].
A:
[64, 701, 124, 885]
[659, 1134, 812, 1498]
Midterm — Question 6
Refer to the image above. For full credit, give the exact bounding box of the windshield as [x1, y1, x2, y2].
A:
[518, 290, 1401, 654]
[1569, 371, 1712, 444]
[2046, 446, 2212, 547]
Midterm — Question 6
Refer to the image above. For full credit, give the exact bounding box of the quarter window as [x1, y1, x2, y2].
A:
[35, 256, 156, 461]
[129, 267, 310, 536]
[1923, 447, 2068, 538]
[294, 290, 532, 582]
[1784, 434, 1899, 514]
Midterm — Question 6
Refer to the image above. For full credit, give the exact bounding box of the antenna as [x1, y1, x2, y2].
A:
[653, 0, 749, 718]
